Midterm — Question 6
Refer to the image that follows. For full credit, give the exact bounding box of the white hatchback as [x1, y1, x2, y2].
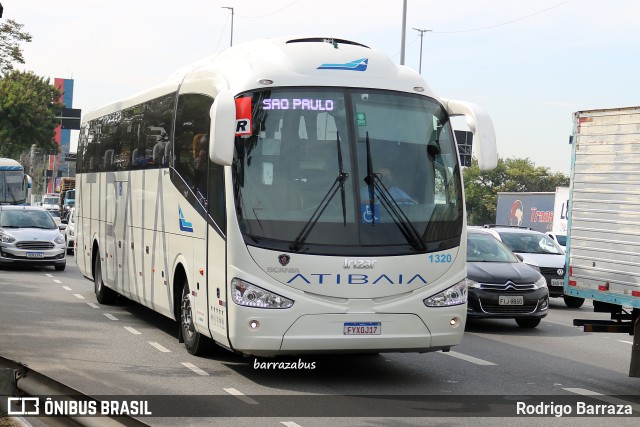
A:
[0, 206, 67, 271]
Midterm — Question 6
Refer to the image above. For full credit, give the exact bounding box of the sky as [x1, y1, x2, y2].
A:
[3, 0, 639, 174]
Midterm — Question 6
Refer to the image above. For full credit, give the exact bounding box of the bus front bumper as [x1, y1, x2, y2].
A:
[229, 309, 466, 356]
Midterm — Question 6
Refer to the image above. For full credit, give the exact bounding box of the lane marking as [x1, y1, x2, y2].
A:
[87, 303, 100, 309]
[564, 388, 640, 413]
[53, 279, 62, 284]
[224, 388, 259, 405]
[281, 423, 302, 427]
[124, 326, 141, 335]
[45, 274, 53, 278]
[442, 351, 497, 366]
[148, 341, 171, 353]
[181, 362, 209, 376]
[73, 294, 85, 300]
[619, 340, 633, 345]
[103, 313, 118, 321]
[62, 286, 72, 291]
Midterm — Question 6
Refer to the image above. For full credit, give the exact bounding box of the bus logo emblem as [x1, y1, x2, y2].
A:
[278, 254, 290, 266]
[318, 58, 368, 71]
[179, 207, 193, 232]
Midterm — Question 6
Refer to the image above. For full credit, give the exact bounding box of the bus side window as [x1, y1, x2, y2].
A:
[173, 94, 216, 218]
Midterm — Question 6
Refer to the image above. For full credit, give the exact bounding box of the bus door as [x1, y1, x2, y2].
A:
[104, 173, 118, 286]
[113, 179, 129, 294]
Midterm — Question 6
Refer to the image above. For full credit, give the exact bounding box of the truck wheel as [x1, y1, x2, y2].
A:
[515, 317, 541, 328]
[563, 295, 585, 308]
[94, 252, 117, 304]
[180, 279, 211, 356]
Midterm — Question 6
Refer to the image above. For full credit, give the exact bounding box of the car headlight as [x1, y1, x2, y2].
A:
[533, 276, 548, 289]
[526, 263, 541, 273]
[424, 279, 467, 307]
[231, 278, 294, 309]
[466, 278, 481, 289]
[54, 234, 66, 245]
[0, 231, 16, 244]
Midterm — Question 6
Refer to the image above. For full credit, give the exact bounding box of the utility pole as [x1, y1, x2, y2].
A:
[412, 28, 432, 74]
[222, 6, 234, 47]
[400, 0, 407, 65]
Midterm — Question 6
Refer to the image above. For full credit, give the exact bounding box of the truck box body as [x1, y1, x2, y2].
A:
[564, 107, 640, 309]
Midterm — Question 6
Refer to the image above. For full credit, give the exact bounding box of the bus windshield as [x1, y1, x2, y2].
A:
[232, 88, 462, 256]
[0, 170, 27, 205]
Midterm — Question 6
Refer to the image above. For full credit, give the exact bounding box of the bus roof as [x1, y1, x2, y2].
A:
[0, 158, 23, 171]
[84, 36, 437, 122]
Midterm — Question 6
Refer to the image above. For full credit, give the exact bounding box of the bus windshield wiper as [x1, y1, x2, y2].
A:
[363, 132, 426, 252]
[290, 133, 349, 252]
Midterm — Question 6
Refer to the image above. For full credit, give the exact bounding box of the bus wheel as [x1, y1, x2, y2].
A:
[180, 279, 211, 356]
[94, 252, 117, 304]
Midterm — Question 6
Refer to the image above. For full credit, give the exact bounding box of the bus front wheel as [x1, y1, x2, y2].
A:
[180, 279, 211, 356]
[94, 252, 117, 304]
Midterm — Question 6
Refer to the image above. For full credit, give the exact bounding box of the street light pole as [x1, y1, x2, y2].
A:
[222, 6, 234, 47]
[412, 28, 432, 74]
[400, 0, 407, 65]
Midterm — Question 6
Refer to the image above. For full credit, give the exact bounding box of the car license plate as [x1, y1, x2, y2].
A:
[551, 278, 564, 287]
[499, 296, 524, 305]
[343, 322, 381, 335]
[26, 252, 44, 259]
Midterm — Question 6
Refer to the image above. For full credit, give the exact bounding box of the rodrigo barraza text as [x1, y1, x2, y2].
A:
[516, 401, 633, 417]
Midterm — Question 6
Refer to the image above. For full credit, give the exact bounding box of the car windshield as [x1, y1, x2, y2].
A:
[498, 231, 564, 255]
[0, 210, 57, 229]
[48, 210, 61, 218]
[467, 232, 519, 262]
[43, 197, 58, 205]
[232, 88, 462, 255]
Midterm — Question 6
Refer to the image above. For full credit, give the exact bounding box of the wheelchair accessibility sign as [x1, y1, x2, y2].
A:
[360, 204, 380, 223]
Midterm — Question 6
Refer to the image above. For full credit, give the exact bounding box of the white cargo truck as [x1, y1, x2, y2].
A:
[564, 106, 640, 377]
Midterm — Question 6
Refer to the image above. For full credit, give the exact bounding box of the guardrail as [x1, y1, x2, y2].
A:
[0, 355, 149, 427]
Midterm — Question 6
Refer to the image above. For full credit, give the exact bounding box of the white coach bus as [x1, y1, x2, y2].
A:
[76, 37, 497, 356]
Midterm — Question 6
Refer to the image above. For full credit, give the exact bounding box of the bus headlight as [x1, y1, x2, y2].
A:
[423, 280, 467, 307]
[231, 278, 294, 309]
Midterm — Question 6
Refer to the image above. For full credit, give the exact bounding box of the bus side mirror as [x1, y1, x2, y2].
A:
[443, 99, 497, 171]
[209, 90, 236, 166]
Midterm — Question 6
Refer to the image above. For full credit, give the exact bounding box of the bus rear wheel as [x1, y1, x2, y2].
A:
[94, 252, 117, 304]
[180, 279, 211, 356]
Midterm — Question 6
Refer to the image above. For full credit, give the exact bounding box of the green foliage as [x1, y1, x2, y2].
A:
[0, 70, 62, 158]
[0, 19, 32, 75]
[463, 157, 570, 225]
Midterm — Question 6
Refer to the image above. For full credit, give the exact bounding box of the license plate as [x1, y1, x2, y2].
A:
[26, 252, 44, 259]
[551, 278, 564, 287]
[499, 295, 524, 305]
[344, 322, 381, 335]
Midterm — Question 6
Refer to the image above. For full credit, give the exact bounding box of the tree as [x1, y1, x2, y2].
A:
[0, 18, 32, 75]
[0, 70, 62, 158]
[463, 156, 570, 225]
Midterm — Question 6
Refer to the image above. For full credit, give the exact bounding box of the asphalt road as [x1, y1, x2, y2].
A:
[0, 256, 638, 426]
